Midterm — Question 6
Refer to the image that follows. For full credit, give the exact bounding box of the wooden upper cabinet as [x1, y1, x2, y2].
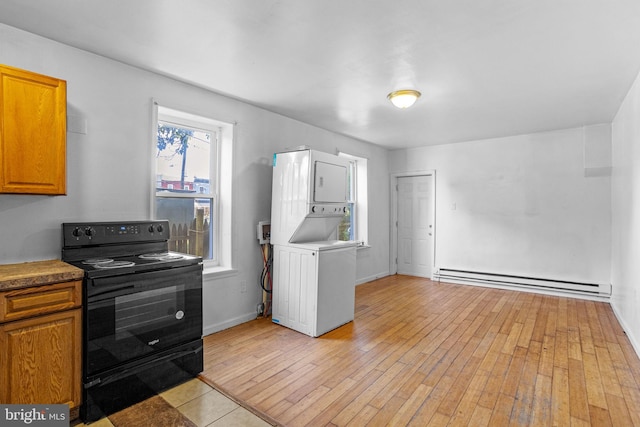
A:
[0, 65, 67, 195]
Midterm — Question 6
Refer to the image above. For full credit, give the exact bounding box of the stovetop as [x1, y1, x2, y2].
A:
[65, 251, 202, 278]
[61, 221, 202, 278]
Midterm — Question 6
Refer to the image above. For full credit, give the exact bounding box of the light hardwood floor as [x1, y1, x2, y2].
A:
[201, 275, 640, 426]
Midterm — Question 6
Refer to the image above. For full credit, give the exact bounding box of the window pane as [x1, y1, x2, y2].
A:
[156, 123, 211, 192]
[347, 161, 356, 202]
[338, 158, 356, 241]
[155, 197, 214, 260]
[156, 122, 215, 261]
[338, 203, 354, 241]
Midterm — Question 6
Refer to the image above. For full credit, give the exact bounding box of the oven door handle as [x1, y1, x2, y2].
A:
[87, 285, 137, 301]
[85, 346, 202, 388]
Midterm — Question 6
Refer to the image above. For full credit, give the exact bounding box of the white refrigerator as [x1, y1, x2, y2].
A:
[270, 149, 357, 337]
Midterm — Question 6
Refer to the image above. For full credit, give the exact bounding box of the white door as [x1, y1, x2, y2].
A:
[397, 175, 433, 278]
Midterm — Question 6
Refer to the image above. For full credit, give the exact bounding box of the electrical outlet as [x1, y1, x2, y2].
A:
[257, 303, 264, 316]
[240, 280, 247, 293]
[257, 221, 271, 244]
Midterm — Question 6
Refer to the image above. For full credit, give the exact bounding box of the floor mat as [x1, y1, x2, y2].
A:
[108, 395, 197, 427]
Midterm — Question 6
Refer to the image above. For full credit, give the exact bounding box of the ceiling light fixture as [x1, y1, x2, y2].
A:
[387, 89, 421, 109]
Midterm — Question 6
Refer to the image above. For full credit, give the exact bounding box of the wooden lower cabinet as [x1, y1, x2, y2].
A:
[0, 307, 81, 408]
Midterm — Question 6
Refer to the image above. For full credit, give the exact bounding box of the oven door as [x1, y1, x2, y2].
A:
[84, 263, 202, 377]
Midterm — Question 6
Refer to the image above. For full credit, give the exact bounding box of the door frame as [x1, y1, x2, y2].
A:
[390, 170, 437, 277]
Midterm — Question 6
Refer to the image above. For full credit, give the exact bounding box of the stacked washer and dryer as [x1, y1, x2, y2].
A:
[270, 148, 357, 337]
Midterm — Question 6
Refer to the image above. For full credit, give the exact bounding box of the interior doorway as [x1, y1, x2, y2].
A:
[391, 172, 435, 278]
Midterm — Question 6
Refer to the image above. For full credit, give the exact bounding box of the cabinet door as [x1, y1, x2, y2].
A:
[0, 308, 81, 408]
[0, 65, 67, 195]
[272, 245, 318, 336]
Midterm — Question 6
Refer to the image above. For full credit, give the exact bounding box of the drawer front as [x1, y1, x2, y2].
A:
[0, 281, 82, 323]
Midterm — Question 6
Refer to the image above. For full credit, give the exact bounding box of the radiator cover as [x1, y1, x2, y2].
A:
[434, 269, 611, 297]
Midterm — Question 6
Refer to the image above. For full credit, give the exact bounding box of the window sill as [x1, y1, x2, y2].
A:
[203, 265, 238, 279]
[357, 244, 371, 250]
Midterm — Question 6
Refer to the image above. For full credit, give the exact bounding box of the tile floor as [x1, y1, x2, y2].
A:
[75, 379, 272, 427]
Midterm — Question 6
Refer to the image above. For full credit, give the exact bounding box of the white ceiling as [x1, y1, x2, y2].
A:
[2, 0, 640, 149]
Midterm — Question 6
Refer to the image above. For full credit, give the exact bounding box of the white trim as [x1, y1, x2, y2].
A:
[338, 151, 369, 245]
[150, 100, 235, 270]
[437, 277, 611, 303]
[610, 303, 640, 360]
[220, 122, 235, 271]
[434, 269, 611, 297]
[150, 100, 160, 218]
[202, 266, 238, 279]
[389, 170, 437, 277]
[155, 192, 215, 199]
[356, 271, 390, 286]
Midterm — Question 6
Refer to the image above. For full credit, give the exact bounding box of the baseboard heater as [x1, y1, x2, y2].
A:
[434, 269, 611, 297]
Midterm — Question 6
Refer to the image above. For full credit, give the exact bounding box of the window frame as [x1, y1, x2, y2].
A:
[152, 104, 229, 267]
[338, 152, 368, 246]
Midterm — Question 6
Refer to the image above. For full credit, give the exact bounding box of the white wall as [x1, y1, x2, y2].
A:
[611, 68, 640, 354]
[389, 127, 611, 285]
[0, 24, 390, 334]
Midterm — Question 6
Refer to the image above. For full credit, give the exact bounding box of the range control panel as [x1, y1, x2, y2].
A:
[63, 220, 170, 246]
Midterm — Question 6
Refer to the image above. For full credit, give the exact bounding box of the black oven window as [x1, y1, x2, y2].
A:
[115, 285, 184, 339]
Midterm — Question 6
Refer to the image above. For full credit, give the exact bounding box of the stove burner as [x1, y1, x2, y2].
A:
[93, 260, 136, 269]
[83, 258, 114, 265]
[139, 252, 184, 261]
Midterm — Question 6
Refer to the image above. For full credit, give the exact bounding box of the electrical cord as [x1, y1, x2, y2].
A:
[259, 243, 272, 294]
[258, 243, 273, 317]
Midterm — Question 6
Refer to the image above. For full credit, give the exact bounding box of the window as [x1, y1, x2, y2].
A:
[153, 105, 233, 268]
[338, 152, 368, 245]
